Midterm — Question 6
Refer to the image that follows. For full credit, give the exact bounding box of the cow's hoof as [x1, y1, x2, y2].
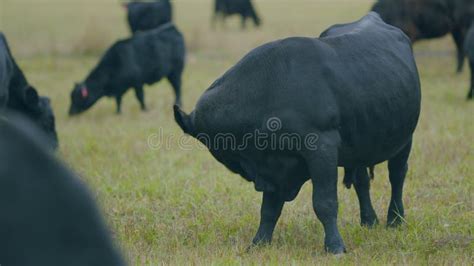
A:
[325, 244, 346, 255]
[325, 236, 346, 254]
[361, 214, 379, 228]
[245, 242, 269, 253]
[387, 217, 404, 228]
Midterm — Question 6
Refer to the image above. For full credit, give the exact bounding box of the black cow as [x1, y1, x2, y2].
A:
[0, 116, 125, 266]
[69, 23, 185, 116]
[0, 33, 58, 149]
[174, 13, 421, 253]
[0, 34, 13, 109]
[213, 0, 261, 29]
[124, 0, 172, 34]
[372, 0, 474, 75]
[464, 24, 474, 99]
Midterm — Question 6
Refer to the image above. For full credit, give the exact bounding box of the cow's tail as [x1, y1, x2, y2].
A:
[174, 105, 195, 136]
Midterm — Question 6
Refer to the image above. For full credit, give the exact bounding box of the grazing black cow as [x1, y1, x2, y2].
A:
[124, 0, 172, 34]
[372, 0, 474, 75]
[0, 116, 125, 266]
[464, 24, 474, 99]
[0, 32, 58, 149]
[174, 13, 421, 253]
[69, 23, 185, 115]
[213, 0, 261, 29]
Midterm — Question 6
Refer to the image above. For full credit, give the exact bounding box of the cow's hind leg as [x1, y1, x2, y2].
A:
[115, 95, 122, 114]
[249, 192, 285, 249]
[304, 133, 345, 254]
[387, 139, 412, 227]
[354, 167, 378, 227]
[134, 86, 147, 111]
[168, 70, 182, 107]
[452, 28, 466, 73]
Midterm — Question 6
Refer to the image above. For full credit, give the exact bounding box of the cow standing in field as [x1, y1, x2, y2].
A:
[0, 33, 58, 149]
[124, 0, 172, 34]
[174, 13, 421, 253]
[464, 25, 474, 99]
[0, 117, 125, 266]
[372, 0, 474, 100]
[213, 0, 261, 29]
[69, 23, 185, 115]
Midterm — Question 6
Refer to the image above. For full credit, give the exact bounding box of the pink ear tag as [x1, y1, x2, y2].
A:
[81, 87, 89, 98]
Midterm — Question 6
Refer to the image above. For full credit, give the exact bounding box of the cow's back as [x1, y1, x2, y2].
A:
[320, 12, 421, 165]
[193, 13, 420, 167]
[102, 23, 184, 92]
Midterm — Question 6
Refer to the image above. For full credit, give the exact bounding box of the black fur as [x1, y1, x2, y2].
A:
[0, 116, 125, 266]
[69, 23, 185, 115]
[0, 32, 58, 149]
[372, 0, 474, 81]
[175, 13, 421, 253]
[125, 0, 172, 34]
[213, 0, 261, 29]
[0, 33, 13, 109]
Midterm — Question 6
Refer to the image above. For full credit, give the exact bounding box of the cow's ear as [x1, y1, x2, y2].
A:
[25, 86, 39, 107]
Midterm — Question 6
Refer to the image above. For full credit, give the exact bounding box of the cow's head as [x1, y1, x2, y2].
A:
[24, 86, 58, 150]
[69, 82, 93, 116]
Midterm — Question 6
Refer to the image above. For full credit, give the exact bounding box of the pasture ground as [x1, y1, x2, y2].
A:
[1, 0, 473, 264]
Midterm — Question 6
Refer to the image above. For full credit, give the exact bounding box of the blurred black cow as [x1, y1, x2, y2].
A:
[464, 25, 474, 99]
[0, 33, 58, 149]
[124, 0, 172, 34]
[372, 0, 474, 75]
[213, 0, 261, 29]
[69, 23, 185, 116]
[0, 116, 125, 266]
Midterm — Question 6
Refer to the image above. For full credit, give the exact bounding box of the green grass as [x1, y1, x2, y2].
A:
[2, 0, 473, 264]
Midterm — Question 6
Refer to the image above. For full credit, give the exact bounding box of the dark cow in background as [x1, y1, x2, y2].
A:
[69, 23, 185, 116]
[175, 13, 421, 253]
[0, 33, 58, 149]
[464, 25, 474, 99]
[0, 34, 13, 109]
[372, 0, 474, 72]
[124, 0, 172, 34]
[0, 116, 125, 266]
[213, 0, 261, 29]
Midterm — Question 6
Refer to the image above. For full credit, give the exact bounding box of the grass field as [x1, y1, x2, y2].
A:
[2, 0, 473, 264]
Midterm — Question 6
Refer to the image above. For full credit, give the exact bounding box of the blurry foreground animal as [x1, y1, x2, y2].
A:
[0, 116, 125, 266]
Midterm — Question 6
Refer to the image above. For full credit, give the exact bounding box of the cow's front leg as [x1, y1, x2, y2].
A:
[115, 95, 122, 114]
[134, 86, 147, 111]
[251, 191, 284, 247]
[305, 137, 345, 254]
